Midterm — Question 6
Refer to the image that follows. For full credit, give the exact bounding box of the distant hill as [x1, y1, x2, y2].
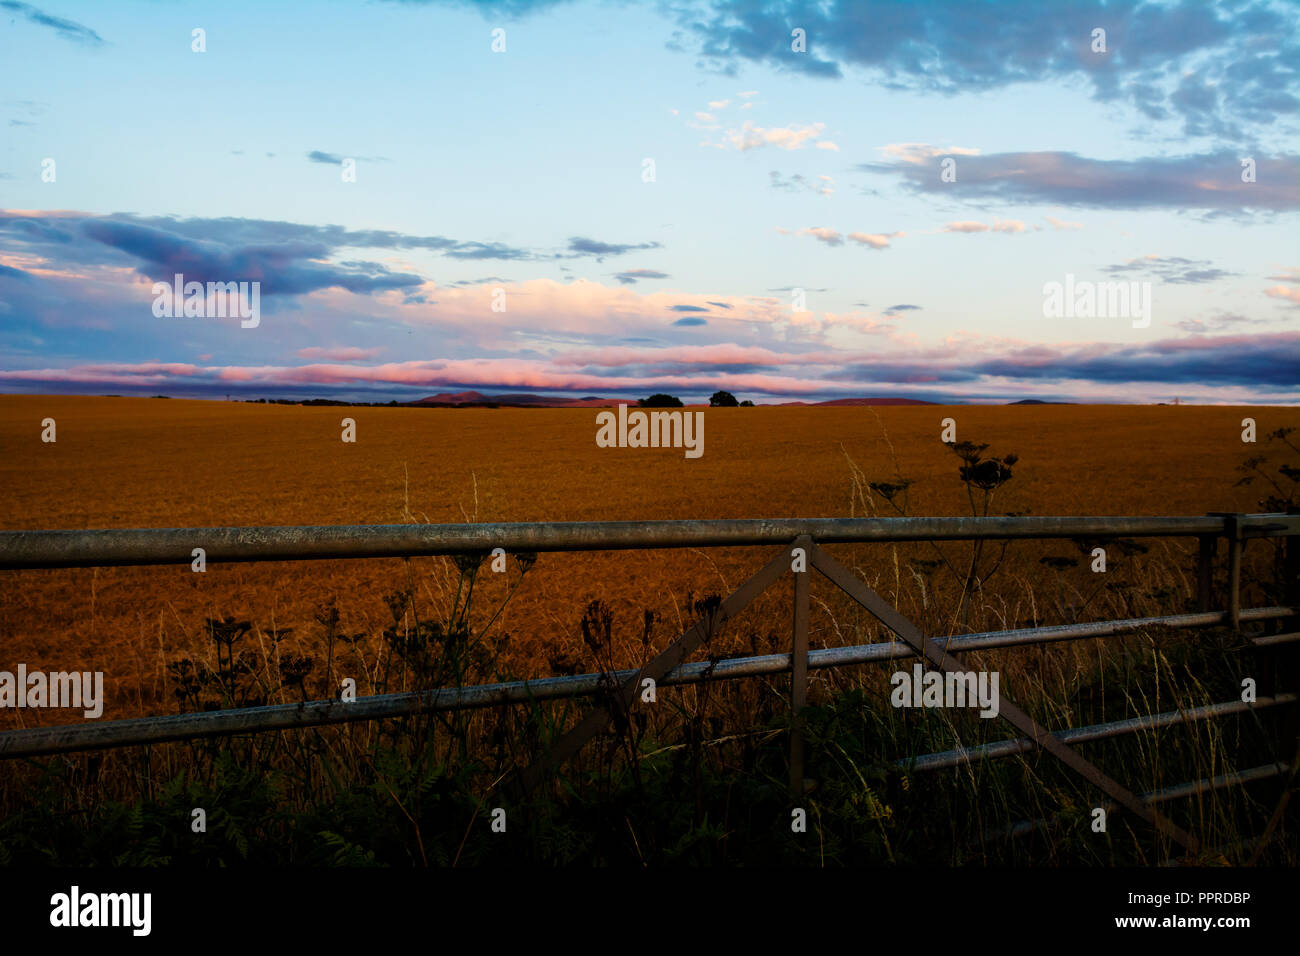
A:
[1008, 399, 1076, 405]
[412, 391, 616, 407]
[415, 390, 488, 405]
[779, 397, 939, 407]
[410, 392, 942, 408]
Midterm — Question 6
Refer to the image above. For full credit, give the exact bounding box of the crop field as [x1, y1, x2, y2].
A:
[2, 395, 1295, 731]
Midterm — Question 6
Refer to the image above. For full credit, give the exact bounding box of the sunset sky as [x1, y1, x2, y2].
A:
[1, 0, 1297, 404]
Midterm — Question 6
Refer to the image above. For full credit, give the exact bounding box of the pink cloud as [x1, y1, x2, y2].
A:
[554, 345, 852, 368]
[1045, 216, 1083, 230]
[0, 362, 200, 386]
[296, 346, 386, 361]
[717, 121, 829, 152]
[799, 227, 843, 246]
[878, 144, 981, 164]
[3, 331, 1295, 406]
[847, 232, 895, 249]
[1264, 268, 1300, 306]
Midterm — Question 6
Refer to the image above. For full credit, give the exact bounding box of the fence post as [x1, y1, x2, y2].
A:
[790, 535, 811, 798]
[1209, 513, 1244, 630]
[1227, 514, 1243, 631]
[1196, 534, 1216, 612]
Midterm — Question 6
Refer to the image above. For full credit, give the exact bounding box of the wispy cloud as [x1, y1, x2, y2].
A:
[612, 268, 669, 285]
[296, 346, 386, 361]
[1173, 313, 1265, 332]
[1264, 269, 1300, 307]
[709, 120, 836, 152]
[306, 150, 392, 164]
[770, 171, 834, 196]
[0, 1, 103, 45]
[1045, 216, 1083, 231]
[777, 226, 901, 250]
[565, 237, 663, 260]
[1102, 255, 1237, 284]
[943, 219, 1026, 234]
[862, 148, 1300, 212]
[847, 231, 900, 249]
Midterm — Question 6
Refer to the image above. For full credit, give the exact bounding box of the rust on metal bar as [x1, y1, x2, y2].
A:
[807, 542, 1201, 855]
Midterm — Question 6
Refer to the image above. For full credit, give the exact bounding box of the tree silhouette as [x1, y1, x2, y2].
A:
[638, 394, 683, 408]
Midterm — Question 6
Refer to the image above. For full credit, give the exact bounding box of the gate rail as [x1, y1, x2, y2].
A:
[0, 514, 1293, 570]
[2, 513, 1298, 858]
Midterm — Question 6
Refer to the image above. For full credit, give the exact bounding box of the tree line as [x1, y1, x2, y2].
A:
[638, 391, 753, 407]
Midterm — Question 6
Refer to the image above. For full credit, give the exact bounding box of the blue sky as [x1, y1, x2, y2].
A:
[1, 0, 1297, 403]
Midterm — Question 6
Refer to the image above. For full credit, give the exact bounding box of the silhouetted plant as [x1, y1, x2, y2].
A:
[1237, 427, 1300, 512]
[1235, 426, 1299, 605]
[944, 441, 1020, 627]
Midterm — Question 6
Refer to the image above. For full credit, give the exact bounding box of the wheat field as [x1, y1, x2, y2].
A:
[1, 395, 1294, 729]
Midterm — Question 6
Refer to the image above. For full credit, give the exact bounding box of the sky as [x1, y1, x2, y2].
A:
[0, 0, 1297, 404]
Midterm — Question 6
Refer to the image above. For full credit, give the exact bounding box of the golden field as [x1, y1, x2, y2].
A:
[1, 395, 1296, 728]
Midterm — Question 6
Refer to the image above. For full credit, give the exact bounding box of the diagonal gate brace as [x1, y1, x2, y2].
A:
[807, 542, 1200, 856]
[509, 544, 793, 799]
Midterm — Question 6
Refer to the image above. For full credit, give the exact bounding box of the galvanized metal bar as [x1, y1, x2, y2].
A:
[1252, 631, 1300, 647]
[900, 694, 1298, 772]
[802, 606, 1293, 667]
[2, 649, 809, 760]
[0, 677, 623, 759]
[1147, 762, 1290, 803]
[510, 543, 793, 797]
[985, 762, 1290, 844]
[1197, 534, 1216, 612]
[5, 514, 1297, 570]
[807, 542, 1201, 854]
[3, 605, 1293, 761]
[789, 536, 811, 798]
[875, 606, 1292, 660]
